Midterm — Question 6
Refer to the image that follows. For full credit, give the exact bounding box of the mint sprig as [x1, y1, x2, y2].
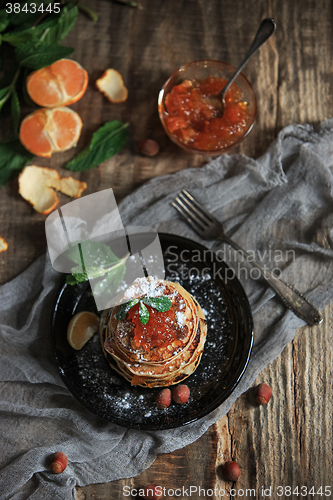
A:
[115, 296, 172, 325]
[65, 241, 129, 301]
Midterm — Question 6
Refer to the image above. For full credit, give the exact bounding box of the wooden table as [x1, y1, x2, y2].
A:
[1, 0, 332, 498]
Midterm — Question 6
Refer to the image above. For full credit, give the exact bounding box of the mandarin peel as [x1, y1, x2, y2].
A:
[19, 107, 82, 158]
[26, 59, 88, 108]
[0, 237, 8, 253]
[96, 69, 128, 103]
[18, 165, 87, 214]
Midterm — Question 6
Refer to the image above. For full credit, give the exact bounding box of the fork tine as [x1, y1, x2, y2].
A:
[172, 197, 207, 230]
[181, 189, 216, 222]
[171, 200, 206, 233]
[174, 196, 207, 230]
[178, 191, 211, 226]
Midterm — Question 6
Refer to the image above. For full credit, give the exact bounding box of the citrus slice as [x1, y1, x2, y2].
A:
[19, 107, 82, 157]
[0, 237, 8, 253]
[26, 59, 88, 107]
[67, 311, 100, 350]
[18, 165, 87, 214]
[96, 68, 128, 103]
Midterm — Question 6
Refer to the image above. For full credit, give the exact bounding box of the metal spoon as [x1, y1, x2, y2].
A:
[209, 18, 276, 115]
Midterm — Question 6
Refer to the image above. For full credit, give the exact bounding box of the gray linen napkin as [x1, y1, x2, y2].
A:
[1, 120, 333, 499]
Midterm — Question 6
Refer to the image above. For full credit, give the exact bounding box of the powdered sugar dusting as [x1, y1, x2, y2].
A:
[122, 276, 166, 301]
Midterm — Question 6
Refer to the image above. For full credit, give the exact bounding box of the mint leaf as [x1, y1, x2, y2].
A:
[86, 266, 111, 280]
[15, 42, 74, 69]
[142, 296, 172, 312]
[65, 121, 129, 172]
[7, 1, 43, 27]
[66, 241, 120, 268]
[43, 3, 79, 44]
[66, 274, 78, 285]
[0, 86, 10, 111]
[71, 271, 88, 283]
[115, 299, 139, 320]
[0, 139, 34, 187]
[3, 3, 78, 47]
[92, 263, 126, 300]
[139, 301, 149, 325]
[0, 10, 9, 32]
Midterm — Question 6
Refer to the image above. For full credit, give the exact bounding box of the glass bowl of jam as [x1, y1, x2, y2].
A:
[158, 60, 257, 155]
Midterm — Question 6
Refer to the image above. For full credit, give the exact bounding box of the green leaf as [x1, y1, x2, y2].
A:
[10, 89, 20, 133]
[142, 296, 172, 312]
[71, 271, 88, 283]
[15, 41, 74, 69]
[92, 262, 126, 300]
[0, 9, 9, 32]
[6, 1, 43, 27]
[65, 121, 129, 172]
[2, 17, 54, 46]
[0, 139, 34, 187]
[66, 240, 120, 269]
[66, 274, 79, 286]
[41, 3, 79, 45]
[0, 86, 10, 110]
[86, 265, 111, 280]
[139, 300, 149, 325]
[2, 3, 78, 47]
[115, 299, 139, 320]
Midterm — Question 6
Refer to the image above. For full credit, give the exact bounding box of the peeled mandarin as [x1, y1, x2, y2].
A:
[19, 107, 82, 157]
[67, 311, 100, 350]
[26, 59, 88, 107]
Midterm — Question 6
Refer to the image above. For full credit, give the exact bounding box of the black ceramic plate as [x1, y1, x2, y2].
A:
[51, 233, 254, 430]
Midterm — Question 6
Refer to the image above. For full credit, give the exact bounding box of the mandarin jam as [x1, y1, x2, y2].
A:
[164, 76, 254, 152]
[127, 303, 182, 352]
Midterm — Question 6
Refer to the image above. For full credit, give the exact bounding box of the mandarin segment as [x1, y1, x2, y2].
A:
[67, 311, 100, 350]
[26, 59, 88, 107]
[18, 165, 87, 214]
[19, 109, 53, 157]
[96, 68, 128, 103]
[50, 108, 82, 151]
[19, 107, 82, 157]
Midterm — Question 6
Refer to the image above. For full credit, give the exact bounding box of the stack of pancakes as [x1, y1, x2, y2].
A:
[100, 277, 207, 388]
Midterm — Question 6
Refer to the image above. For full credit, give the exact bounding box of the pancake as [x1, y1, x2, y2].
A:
[100, 277, 207, 388]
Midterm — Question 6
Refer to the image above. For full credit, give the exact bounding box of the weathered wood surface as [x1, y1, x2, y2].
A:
[1, 0, 332, 498]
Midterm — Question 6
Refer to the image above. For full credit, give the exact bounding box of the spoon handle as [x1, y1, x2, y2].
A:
[222, 18, 276, 98]
[221, 234, 322, 326]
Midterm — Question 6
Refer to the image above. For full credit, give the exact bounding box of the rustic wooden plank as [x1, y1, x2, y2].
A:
[0, 0, 332, 498]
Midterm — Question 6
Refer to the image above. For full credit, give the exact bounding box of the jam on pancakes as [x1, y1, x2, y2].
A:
[127, 302, 183, 352]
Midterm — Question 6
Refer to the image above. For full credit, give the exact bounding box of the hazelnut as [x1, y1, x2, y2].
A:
[155, 388, 171, 409]
[142, 483, 163, 500]
[49, 451, 68, 474]
[139, 138, 160, 157]
[223, 461, 241, 481]
[255, 383, 272, 405]
[172, 384, 190, 404]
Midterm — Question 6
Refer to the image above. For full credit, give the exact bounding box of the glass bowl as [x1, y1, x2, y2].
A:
[158, 60, 257, 155]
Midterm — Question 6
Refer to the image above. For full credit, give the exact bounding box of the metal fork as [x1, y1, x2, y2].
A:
[171, 189, 322, 326]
